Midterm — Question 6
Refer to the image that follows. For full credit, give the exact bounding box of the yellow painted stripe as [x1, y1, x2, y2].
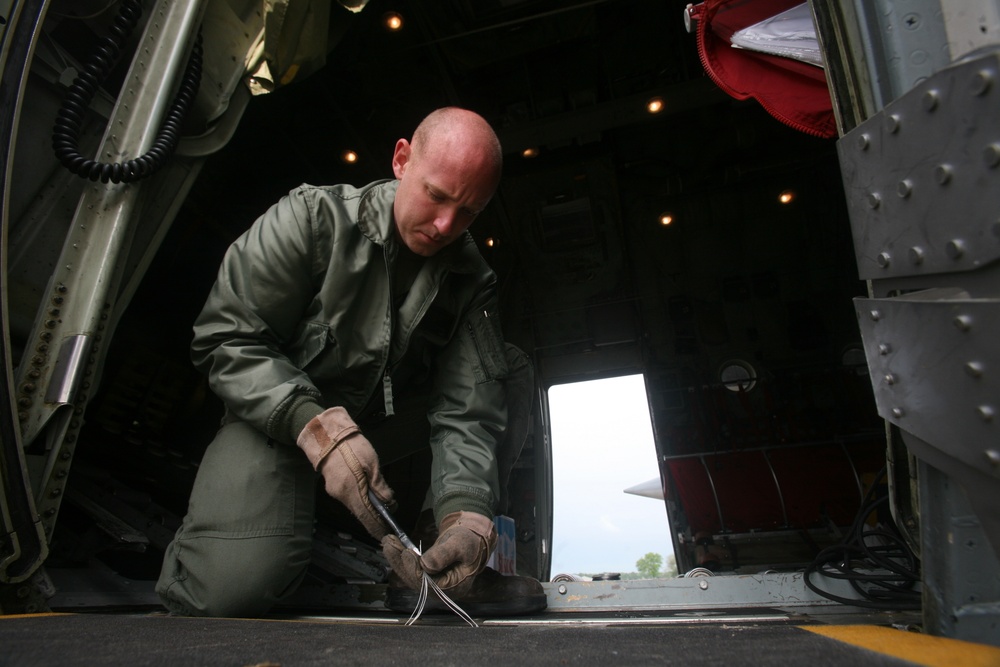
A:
[801, 625, 1000, 667]
[0, 612, 71, 620]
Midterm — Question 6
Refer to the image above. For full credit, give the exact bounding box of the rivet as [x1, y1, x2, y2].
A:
[935, 164, 953, 185]
[886, 114, 902, 133]
[21, 382, 36, 394]
[965, 361, 984, 378]
[878, 343, 891, 355]
[28, 369, 40, 379]
[877, 252, 891, 268]
[954, 315, 972, 331]
[31, 355, 44, 366]
[17, 397, 31, 408]
[44, 319, 56, 329]
[57, 284, 67, 293]
[52, 296, 64, 305]
[43, 508, 56, 518]
[870, 310, 881, 322]
[978, 406, 995, 422]
[946, 239, 965, 259]
[983, 144, 1000, 168]
[884, 374, 896, 385]
[558, 585, 567, 595]
[897, 179, 913, 198]
[18, 411, 28, 421]
[50, 488, 62, 498]
[972, 69, 993, 96]
[867, 192, 882, 209]
[699, 580, 709, 590]
[857, 133, 870, 150]
[908, 247, 925, 264]
[892, 407, 904, 418]
[923, 89, 939, 111]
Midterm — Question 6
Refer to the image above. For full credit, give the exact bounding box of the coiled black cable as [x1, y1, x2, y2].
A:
[804, 467, 922, 611]
[51, 0, 203, 184]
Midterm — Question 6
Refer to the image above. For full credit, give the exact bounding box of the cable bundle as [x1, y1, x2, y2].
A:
[51, 0, 203, 183]
[804, 468, 922, 611]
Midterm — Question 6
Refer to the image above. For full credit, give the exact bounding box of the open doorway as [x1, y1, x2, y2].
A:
[547, 374, 675, 579]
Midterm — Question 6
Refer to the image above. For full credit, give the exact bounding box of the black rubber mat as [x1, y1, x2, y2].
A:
[0, 612, 924, 667]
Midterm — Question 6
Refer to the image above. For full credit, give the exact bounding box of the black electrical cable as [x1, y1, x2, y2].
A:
[804, 467, 922, 611]
[51, 0, 203, 184]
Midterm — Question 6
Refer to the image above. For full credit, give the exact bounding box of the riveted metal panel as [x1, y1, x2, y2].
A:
[855, 290, 999, 479]
[838, 50, 1000, 281]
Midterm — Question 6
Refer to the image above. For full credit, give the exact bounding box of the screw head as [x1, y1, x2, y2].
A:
[892, 407, 905, 418]
[935, 164, 953, 185]
[877, 252, 891, 268]
[946, 239, 965, 259]
[897, 179, 913, 198]
[908, 247, 925, 264]
[972, 69, 994, 96]
[983, 144, 1000, 168]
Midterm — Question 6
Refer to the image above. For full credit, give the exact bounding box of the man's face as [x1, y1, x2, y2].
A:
[392, 135, 498, 257]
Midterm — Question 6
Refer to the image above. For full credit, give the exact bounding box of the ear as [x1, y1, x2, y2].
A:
[391, 138, 411, 179]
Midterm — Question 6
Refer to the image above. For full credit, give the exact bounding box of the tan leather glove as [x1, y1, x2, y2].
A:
[424, 511, 497, 595]
[297, 406, 394, 539]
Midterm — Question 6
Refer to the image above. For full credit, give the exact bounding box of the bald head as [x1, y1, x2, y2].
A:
[391, 108, 504, 256]
[410, 107, 503, 191]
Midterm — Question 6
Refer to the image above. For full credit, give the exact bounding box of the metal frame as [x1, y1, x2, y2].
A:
[813, 0, 1000, 646]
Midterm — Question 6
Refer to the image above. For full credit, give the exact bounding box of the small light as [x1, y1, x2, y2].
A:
[485, 237, 498, 248]
[659, 213, 674, 226]
[383, 12, 403, 31]
[778, 190, 795, 204]
[646, 97, 664, 114]
[341, 150, 359, 164]
[522, 147, 539, 158]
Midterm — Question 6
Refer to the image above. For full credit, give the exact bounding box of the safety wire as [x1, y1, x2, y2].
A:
[804, 467, 922, 611]
[368, 491, 478, 627]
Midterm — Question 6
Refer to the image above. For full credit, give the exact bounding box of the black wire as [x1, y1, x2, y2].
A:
[804, 467, 922, 610]
[51, 0, 203, 184]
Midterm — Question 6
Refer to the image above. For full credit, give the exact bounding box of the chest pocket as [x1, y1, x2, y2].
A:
[288, 321, 337, 373]
[463, 306, 509, 383]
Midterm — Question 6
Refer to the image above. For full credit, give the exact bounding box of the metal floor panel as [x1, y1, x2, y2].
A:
[5, 611, 999, 667]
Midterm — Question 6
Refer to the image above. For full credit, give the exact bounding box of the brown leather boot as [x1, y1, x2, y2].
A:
[386, 566, 547, 616]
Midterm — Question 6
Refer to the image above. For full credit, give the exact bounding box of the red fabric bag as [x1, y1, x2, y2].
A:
[688, 0, 837, 138]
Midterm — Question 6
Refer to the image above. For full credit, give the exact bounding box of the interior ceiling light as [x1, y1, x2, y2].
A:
[646, 97, 664, 114]
[778, 189, 795, 204]
[485, 237, 498, 248]
[521, 147, 539, 158]
[383, 11, 403, 31]
[340, 150, 359, 164]
[659, 212, 674, 226]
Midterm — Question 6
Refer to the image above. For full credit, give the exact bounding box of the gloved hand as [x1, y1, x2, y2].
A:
[383, 511, 497, 596]
[297, 406, 394, 539]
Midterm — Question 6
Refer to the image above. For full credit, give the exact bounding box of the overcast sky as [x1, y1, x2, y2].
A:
[547, 374, 675, 577]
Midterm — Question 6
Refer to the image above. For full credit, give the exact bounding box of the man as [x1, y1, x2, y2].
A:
[156, 107, 546, 617]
